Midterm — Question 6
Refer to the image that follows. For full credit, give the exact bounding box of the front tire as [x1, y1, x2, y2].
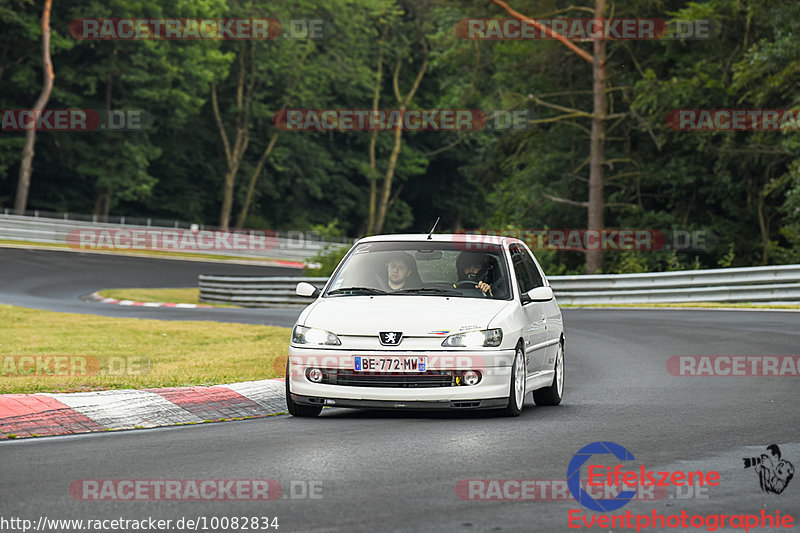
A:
[286, 360, 322, 417]
[502, 345, 526, 416]
[532, 341, 564, 406]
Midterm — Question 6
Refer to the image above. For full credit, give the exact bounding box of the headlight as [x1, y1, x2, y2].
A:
[292, 325, 341, 346]
[441, 328, 502, 348]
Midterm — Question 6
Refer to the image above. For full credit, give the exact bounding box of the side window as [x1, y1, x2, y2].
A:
[521, 247, 544, 289]
[510, 244, 544, 295]
[510, 244, 534, 294]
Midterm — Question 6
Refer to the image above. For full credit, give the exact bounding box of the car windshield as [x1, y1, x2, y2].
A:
[325, 241, 512, 299]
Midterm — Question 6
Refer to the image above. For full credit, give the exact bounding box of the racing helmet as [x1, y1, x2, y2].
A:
[456, 251, 491, 282]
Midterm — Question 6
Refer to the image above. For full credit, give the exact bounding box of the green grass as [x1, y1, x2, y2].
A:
[96, 287, 222, 305]
[98, 287, 202, 304]
[562, 302, 800, 309]
[0, 304, 291, 394]
[97, 287, 239, 308]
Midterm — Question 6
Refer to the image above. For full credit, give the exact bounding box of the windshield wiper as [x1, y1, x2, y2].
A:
[327, 287, 388, 296]
[393, 287, 462, 296]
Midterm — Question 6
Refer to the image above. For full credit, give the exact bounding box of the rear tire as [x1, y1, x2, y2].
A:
[502, 345, 526, 417]
[286, 360, 322, 417]
[532, 341, 564, 406]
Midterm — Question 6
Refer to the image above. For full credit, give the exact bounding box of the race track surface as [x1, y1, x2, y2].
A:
[2, 306, 798, 532]
[0, 247, 303, 326]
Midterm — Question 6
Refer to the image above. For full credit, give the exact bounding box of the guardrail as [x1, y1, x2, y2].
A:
[0, 213, 350, 263]
[199, 276, 328, 306]
[198, 265, 800, 306]
[551, 265, 800, 304]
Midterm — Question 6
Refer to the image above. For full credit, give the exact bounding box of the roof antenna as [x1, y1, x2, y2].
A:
[427, 217, 440, 240]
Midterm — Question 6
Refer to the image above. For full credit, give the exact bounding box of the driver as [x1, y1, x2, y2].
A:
[455, 251, 494, 296]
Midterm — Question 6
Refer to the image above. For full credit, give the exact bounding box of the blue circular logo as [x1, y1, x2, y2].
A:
[567, 441, 637, 512]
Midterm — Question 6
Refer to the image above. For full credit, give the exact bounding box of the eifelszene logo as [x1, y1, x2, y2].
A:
[567, 441, 721, 512]
[743, 445, 794, 495]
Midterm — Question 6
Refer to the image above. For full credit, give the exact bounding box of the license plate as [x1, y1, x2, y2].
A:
[354, 356, 427, 372]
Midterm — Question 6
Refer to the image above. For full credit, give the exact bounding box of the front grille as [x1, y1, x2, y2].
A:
[318, 369, 460, 388]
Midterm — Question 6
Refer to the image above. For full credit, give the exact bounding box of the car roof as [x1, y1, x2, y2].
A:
[356, 233, 520, 246]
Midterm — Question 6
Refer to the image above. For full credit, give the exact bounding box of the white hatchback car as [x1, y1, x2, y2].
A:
[286, 234, 564, 417]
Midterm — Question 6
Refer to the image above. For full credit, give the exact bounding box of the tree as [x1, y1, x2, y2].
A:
[43, 0, 232, 218]
[490, 0, 609, 273]
[14, 0, 53, 214]
[631, 0, 800, 267]
[365, 0, 433, 235]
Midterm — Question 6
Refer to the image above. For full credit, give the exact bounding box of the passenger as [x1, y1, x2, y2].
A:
[382, 252, 421, 291]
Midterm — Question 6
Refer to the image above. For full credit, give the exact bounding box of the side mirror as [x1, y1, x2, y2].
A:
[521, 286, 554, 304]
[296, 282, 321, 298]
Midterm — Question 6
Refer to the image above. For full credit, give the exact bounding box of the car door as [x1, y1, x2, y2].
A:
[520, 242, 562, 368]
[509, 243, 548, 377]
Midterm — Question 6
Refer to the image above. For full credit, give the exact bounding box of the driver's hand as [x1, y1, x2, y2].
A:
[477, 281, 493, 296]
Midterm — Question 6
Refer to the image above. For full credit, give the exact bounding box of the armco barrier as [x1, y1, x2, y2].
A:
[199, 276, 329, 306]
[0, 213, 350, 263]
[198, 265, 800, 306]
[551, 265, 800, 304]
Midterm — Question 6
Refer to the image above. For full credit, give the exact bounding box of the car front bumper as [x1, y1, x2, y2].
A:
[290, 395, 508, 410]
[287, 347, 515, 406]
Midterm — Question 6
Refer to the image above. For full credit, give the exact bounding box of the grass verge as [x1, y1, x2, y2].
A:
[0, 304, 290, 394]
[96, 287, 238, 308]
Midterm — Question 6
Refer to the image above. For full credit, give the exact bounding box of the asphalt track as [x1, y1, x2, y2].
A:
[1, 247, 799, 531]
[0, 247, 303, 326]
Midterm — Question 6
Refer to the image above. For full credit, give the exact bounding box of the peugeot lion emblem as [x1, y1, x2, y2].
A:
[379, 332, 403, 346]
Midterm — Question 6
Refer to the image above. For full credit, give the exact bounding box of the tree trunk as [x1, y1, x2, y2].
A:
[94, 189, 111, 221]
[756, 191, 769, 265]
[234, 40, 312, 229]
[490, 0, 604, 273]
[365, 29, 386, 236]
[756, 166, 778, 266]
[373, 120, 404, 234]
[585, 0, 607, 274]
[235, 133, 278, 229]
[211, 45, 252, 230]
[219, 166, 239, 229]
[14, 0, 54, 215]
[371, 48, 428, 235]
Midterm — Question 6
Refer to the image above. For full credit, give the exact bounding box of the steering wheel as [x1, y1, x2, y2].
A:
[455, 280, 489, 297]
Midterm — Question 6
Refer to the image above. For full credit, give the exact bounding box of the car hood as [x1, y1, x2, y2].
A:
[300, 296, 510, 337]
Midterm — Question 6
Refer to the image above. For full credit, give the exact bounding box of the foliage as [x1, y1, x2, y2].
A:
[304, 244, 350, 277]
[1, 0, 799, 273]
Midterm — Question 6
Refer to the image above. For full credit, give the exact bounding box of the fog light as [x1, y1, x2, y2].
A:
[463, 370, 481, 386]
[307, 368, 323, 383]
